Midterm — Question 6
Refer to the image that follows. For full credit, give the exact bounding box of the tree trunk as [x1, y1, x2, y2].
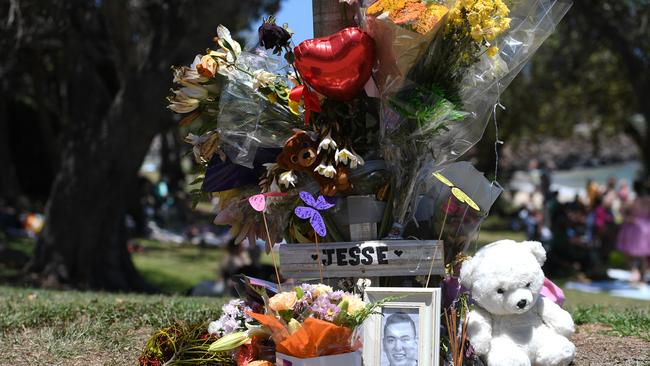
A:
[312, 0, 354, 37]
[29, 71, 167, 291]
[0, 97, 22, 201]
[26, 0, 282, 291]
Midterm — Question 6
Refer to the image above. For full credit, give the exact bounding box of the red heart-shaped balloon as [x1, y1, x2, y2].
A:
[294, 27, 375, 102]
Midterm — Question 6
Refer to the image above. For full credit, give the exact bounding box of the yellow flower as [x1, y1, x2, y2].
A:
[288, 99, 301, 115]
[267, 93, 278, 104]
[342, 294, 366, 315]
[269, 291, 297, 312]
[486, 45, 499, 57]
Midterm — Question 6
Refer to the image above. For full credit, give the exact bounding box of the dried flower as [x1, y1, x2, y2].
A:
[173, 55, 208, 84]
[167, 89, 200, 113]
[184, 132, 223, 164]
[216, 25, 241, 62]
[196, 54, 219, 78]
[258, 17, 292, 50]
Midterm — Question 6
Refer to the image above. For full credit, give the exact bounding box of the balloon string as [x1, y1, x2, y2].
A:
[426, 196, 451, 287]
[262, 212, 283, 292]
[315, 234, 324, 284]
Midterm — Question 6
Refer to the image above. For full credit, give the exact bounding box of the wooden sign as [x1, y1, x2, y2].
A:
[277, 240, 443, 279]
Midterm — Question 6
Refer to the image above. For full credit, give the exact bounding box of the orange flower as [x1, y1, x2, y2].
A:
[268, 291, 298, 312]
[196, 54, 219, 78]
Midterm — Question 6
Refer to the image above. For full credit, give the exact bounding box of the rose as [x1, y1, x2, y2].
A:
[258, 22, 291, 50]
[268, 291, 298, 312]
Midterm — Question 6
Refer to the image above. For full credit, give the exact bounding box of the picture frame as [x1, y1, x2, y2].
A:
[363, 287, 441, 366]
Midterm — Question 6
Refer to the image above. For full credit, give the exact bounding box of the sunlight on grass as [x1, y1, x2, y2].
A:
[132, 240, 224, 294]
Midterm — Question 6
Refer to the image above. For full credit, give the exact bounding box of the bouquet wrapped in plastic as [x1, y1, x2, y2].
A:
[167, 0, 569, 248]
[246, 284, 386, 364]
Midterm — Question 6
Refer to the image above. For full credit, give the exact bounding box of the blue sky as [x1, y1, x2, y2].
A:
[245, 0, 314, 46]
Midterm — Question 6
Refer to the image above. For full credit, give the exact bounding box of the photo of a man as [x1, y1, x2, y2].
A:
[381, 310, 419, 366]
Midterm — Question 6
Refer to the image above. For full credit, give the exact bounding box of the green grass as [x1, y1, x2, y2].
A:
[570, 305, 650, 341]
[0, 285, 227, 365]
[132, 240, 225, 294]
[1, 230, 648, 364]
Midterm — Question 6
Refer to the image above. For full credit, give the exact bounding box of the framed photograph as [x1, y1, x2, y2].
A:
[363, 287, 441, 366]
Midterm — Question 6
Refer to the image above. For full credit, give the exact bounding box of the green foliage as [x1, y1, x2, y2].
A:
[571, 305, 650, 341]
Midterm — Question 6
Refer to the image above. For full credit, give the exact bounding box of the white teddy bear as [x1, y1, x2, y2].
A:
[459, 240, 576, 366]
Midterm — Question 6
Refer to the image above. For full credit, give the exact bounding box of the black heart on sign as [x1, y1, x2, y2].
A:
[394, 250, 403, 257]
[311, 254, 318, 261]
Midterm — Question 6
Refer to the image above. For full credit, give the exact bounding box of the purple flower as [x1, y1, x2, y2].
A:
[311, 295, 341, 322]
[442, 276, 469, 310]
[328, 290, 344, 303]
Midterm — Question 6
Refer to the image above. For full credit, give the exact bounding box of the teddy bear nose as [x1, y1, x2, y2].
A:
[302, 151, 312, 159]
[517, 299, 527, 309]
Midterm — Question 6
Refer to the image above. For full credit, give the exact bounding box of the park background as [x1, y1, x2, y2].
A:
[0, 0, 649, 364]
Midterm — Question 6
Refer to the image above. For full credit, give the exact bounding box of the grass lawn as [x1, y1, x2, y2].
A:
[131, 240, 226, 294]
[1, 231, 648, 364]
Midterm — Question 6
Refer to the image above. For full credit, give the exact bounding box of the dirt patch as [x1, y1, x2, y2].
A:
[572, 324, 649, 365]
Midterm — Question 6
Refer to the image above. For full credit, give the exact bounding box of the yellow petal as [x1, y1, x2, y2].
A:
[451, 187, 480, 211]
[432, 172, 455, 187]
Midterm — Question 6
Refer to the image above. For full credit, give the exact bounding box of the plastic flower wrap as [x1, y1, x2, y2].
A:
[166, 1, 570, 247]
[359, 0, 571, 237]
[247, 284, 384, 358]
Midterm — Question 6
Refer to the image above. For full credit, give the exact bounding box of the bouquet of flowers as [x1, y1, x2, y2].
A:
[247, 284, 383, 362]
[168, 0, 569, 247]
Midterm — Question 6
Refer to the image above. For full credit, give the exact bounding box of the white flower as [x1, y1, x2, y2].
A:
[179, 80, 209, 100]
[278, 170, 297, 187]
[208, 320, 222, 335]
[339, 0, 357, 4]
[312, 284, 333, 297]
[167, 90, 200, 113]
[252, 69, 277, 89]
[335, 148, 364, 169]
[173, 55, 208, 84]
[314, 160, 337, 178]
[217, 24, 241, 62]
[317, 132, 337, 154]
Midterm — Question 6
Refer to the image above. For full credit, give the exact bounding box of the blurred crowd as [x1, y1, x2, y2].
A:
[513, 169, 650, 284]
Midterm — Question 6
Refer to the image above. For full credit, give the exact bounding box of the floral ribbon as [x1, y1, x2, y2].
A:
[289, 85, 321, 126]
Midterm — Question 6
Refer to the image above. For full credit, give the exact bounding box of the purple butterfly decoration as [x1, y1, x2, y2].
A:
[294, 191, 337, 238]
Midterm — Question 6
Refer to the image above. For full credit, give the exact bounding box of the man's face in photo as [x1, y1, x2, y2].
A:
[383, 319, 417, 366]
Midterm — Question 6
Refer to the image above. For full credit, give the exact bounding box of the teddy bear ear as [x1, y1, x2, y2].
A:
[522, 240, 546, 266]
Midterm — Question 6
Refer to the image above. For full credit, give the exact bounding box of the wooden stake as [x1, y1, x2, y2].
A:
[426, 196, 451, 287]
[315, 234, 324, 283]
[262, 212, 283, 292]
